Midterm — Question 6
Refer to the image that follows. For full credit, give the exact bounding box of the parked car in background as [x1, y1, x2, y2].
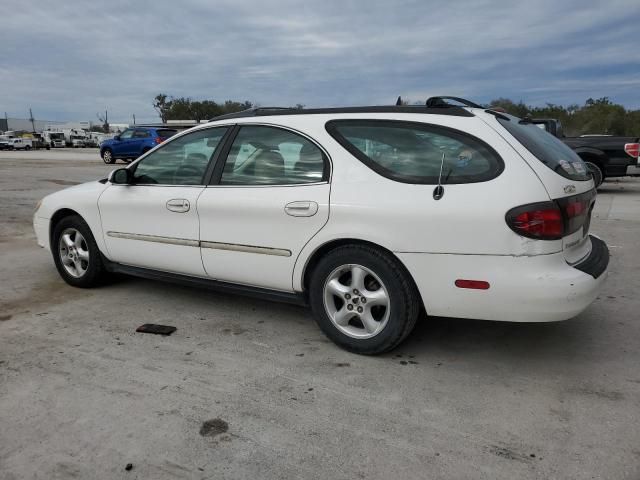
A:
[34, 98, 609, 354]
[100, 127, 177, 164]
[531, 118, 639, 187]
[0, 135, 11, 150]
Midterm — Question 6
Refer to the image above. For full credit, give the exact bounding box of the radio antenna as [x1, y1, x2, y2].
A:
[433, 151, 446, 200]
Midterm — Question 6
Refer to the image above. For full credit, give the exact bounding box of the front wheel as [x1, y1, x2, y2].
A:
[101, 149, 115, 164]
[585, 161, 604, 188]
[309, 245, 421, 355]
[52, 215, 107, 288]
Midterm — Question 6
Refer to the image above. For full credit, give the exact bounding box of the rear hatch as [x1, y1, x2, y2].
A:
[484, 112, 596, 264]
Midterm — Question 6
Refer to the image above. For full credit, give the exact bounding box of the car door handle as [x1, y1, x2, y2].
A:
[284, 201, 318, 217]
[166, 198, 190, 213]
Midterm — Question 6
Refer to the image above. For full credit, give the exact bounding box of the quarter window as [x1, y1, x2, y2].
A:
[132, 127, 228, 185]
[326, 120, 503, 184]
[497, 115, 588, 181]
[219, 126, 326, 185]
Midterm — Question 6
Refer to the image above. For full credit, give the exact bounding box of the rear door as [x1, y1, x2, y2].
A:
[98, 126, 230, 276]
[198, 124, 330, 291]
[131, 129, 152, 156]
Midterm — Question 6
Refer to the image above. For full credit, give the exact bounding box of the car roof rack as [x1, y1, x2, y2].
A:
[425, 96, 485, 109]
[209, 104, 474, 122]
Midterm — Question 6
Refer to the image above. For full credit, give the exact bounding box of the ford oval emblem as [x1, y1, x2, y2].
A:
[564, 185, 576, 194]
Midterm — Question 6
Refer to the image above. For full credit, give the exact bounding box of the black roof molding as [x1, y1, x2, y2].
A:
[209, 104, 474, 122]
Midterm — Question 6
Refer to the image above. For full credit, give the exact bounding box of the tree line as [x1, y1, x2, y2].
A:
[151, 93, 639, 137]
[153, 94, 254, 123]
[489, 97, 639, 137]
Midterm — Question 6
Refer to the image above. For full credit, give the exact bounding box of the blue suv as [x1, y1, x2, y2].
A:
[100, 127, 177, 164]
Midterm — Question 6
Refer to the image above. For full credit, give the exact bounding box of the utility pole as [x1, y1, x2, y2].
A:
[29, 108, 36, 132]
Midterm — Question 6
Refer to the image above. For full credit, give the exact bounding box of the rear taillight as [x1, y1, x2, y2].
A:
[506, 202, 563, 240]
[506, 191, 596, 241]
[624, 143, 639, 159]
[155, 137, 163, 144]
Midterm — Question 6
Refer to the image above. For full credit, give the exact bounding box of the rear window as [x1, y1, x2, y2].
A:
[156, 129, 177, 139]
[326, 120, 503, 184]
[497, 115, 589, 181]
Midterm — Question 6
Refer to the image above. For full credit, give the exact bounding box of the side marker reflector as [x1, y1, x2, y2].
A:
[455, 279, 490, 290]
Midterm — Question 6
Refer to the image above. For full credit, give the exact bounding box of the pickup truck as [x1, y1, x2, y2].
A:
[531, 118, 639, 187]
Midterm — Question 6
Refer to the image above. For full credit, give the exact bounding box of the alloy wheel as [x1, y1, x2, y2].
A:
[323, 264, 391, 339]
[58, 228, 90, 278]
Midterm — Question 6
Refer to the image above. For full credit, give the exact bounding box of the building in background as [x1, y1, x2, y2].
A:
[0, 117, 65, 133]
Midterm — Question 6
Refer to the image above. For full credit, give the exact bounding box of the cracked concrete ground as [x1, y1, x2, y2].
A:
[1, 149, 639, 479]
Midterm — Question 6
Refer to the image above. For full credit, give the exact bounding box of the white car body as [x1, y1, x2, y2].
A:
[34, 105, 608, 329]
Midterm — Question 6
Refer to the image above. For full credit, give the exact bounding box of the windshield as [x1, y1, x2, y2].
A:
[497, 115, 589, 181]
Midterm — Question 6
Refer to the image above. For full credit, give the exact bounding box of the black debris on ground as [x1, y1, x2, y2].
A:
[200, 418, 229, 437]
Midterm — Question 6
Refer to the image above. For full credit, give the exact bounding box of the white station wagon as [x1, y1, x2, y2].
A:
[34, 97, 609, 354]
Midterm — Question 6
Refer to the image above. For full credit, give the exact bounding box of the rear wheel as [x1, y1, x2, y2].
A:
[309, 245, 420, 355]
[102, 148, 115, 164]
[52, 215, 107, 288]
[585, 161, 604, 188]
[24, 145, 31, 151]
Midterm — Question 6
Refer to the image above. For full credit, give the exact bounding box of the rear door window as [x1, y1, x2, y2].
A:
[218, 126, 327, 185]
[133, 129, 151, 138]
[497, 115, 589, 181]
[326, 120, 503, 184]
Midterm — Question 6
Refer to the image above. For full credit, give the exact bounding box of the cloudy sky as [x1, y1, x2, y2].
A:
[1, 0, 639, 123]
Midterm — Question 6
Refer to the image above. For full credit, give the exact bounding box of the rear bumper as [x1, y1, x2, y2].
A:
[396, 236, 609, 322]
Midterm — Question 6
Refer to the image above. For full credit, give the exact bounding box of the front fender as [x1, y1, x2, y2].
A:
[36, 181, 110, 256]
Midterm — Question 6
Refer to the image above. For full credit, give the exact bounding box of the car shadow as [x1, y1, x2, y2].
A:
[108, 275, 598, 371]
[394, 313, 598, 371]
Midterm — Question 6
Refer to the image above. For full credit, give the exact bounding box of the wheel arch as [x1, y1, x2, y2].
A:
[49, 208, 83, 246]
[300, 237, 425, 310]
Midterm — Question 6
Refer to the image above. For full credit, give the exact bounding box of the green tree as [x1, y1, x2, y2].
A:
[153, 94, 171, 123]
[488, 97, 639, 137]
[154, 95, 253, 122]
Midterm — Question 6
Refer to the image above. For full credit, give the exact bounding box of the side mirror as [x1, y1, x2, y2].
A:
[114, 135, 121, 141]
[110, 168, 133, 185]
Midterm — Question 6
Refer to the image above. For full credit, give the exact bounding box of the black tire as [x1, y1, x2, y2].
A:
[585, 161, 604, 188]
[309, 245, 421, 355]
[101, 148, 115, 164]
[52, 215, 107, 288]
[24, 145, 31, 151]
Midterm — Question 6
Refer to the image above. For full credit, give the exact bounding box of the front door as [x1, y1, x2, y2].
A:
[198, 125, 330, 291]
[98, 126, 230, 276]
[112, 128, 135, 157]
